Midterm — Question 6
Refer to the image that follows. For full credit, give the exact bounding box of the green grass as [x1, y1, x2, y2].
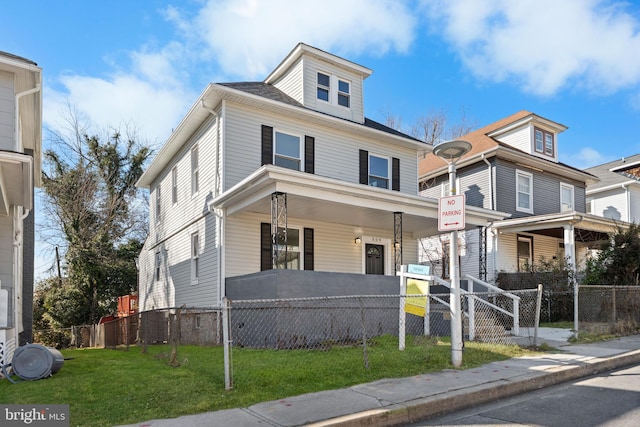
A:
[540, 321, 574, 329]
[0, 336, 531, 427]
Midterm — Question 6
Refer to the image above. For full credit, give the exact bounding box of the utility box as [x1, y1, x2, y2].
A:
[117, 295, 138, 317]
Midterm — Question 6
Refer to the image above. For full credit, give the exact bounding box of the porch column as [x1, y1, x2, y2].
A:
[563, 223, 578, 336]
[394, 212, 403, 273]
[271, 192, 287, 269]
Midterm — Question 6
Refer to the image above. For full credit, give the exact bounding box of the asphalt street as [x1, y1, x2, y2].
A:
[414, 363, 640, 427]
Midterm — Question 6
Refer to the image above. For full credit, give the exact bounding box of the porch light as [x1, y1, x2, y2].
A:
[433, 139, 472, 368]
[394, 241, 401, 250]
[354, 236, 362, 245]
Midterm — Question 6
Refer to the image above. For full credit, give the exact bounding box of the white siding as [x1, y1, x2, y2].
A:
[272, 57, 303, 104]
[591, 187, 627, 222]
[302, 56, 365, 123]
[628, 186, 640, 223]
[0, 70, 14, 151]
[494, 232, 566, 274]
[494, 125, 530, 153]
[223, 102, 418, 194]
[225, 212, 418, 278]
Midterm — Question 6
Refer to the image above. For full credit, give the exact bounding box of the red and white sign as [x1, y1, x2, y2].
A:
[438, 194, 465, 231]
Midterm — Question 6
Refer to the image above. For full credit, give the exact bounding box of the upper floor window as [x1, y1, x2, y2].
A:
[172, 167, 178, 205]
[337, 79, 350, 107]
[191, 146, 199, 196]
[560, 183, 574, 212]
[317, 72, 351, 109]
[516, 170, 533, 213]
[534, 127, 554, 157]
[317, 72, 330, 102]
[274, 131, 301, 170]
[191, 232, 199, 285]
[369, 154, 389, 189]
[155, 185, 161, 223]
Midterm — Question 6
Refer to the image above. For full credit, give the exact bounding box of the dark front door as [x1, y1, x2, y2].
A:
[365, 244, 384, 275]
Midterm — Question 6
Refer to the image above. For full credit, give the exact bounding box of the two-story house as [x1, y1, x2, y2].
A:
[135, 43, 504, 310]
[418, 111, 621, 285]
[0, 51, 41, 367]
[585, 154, 640, 224]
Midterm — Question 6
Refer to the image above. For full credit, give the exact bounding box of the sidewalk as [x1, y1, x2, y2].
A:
[120, 332, 640, 427]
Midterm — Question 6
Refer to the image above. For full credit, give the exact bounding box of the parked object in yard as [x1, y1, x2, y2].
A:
[1, 343, 64, 383]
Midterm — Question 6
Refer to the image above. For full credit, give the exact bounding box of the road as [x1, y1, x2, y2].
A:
[410, 363, 640, 426]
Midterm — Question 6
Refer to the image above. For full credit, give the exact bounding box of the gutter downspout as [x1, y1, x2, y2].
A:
[622, 183, 630, 222]
[15, 83, 41, 152]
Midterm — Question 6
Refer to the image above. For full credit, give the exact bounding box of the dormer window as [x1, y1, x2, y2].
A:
[338, 79, 350, 107]
[534, 127, 554, 157]
[317, 72, 350, 109]
[317, 73, 330, 102]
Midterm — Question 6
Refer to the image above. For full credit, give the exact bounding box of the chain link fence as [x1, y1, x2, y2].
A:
[579, 285, 640, 335]
[225, 290, 541, 389]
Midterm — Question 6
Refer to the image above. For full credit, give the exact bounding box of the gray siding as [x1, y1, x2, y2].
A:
[494, 158, 587, 217]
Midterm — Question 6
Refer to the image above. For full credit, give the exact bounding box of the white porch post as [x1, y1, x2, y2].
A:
[564, 224, 578, 337]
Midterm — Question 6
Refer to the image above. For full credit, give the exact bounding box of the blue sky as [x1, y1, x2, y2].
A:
[2, 0, 640, 276]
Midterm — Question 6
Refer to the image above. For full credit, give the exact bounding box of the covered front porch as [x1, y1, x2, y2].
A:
[215, 165, 506, 298]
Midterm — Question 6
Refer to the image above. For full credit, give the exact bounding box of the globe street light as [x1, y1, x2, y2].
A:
[433, 139, 472, 368]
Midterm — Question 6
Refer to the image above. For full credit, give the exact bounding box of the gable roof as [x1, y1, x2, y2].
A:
[418, 110, 597, 185]
[585, 154, 640, 193]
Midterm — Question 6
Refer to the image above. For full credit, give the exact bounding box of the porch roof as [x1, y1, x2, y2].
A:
[0, 150, 33, 215]
[211, 165, 507, 239]
[491, 211, 625, 243]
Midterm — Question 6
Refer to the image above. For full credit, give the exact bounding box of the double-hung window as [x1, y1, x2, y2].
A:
[172, 167, 178, 205]
[337, 79, 350, 107]
[369, 154, 389, 188]
[534, 127, 554, 157]
[274, 131, 301, 171]
[317, 72, 351, 108]
[191, 232, 199, 285]
[516, 170, 533, 213]
[317, 72, 330, 102]
[191, 146, 199, 196]
[155, 252, 161, 282]
[518, 236, 533, 271]
[560, 183, 574, 212]
[155, 185, 161, 223]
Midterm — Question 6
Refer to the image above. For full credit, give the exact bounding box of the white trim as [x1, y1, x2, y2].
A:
[273, 129, 303, 171]
[274, 224, 304, 270]
[368, 152, 391, 189]
[516, 169, 533, 214]
[560, 182, 574, 212]
[191, 145, 199, 197]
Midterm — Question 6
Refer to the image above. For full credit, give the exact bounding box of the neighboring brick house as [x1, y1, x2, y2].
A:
[0, 51, 41, 366]
[419, 111, 622, 285]
[135, 43, 504, 310]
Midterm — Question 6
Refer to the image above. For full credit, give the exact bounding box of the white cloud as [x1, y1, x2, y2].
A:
[422, 0, 640, 96]
[561, 146, 616, 169]
[181, 0, 418, 79]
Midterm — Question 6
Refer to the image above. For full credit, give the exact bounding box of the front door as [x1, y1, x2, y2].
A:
[365, 244, 384, 275]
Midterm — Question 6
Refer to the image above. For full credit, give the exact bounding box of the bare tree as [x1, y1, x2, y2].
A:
[410, 107, 477, 145]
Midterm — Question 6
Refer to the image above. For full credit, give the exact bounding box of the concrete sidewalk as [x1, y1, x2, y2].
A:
[120, 332, 640, 427]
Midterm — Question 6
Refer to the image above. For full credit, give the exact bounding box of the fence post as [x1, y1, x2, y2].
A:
[534, 284, 543, 346]
[398, 265, 407, 351]
[513, 297, 520, 336]
[468, 279, 475, 341]
[222, 298, 232, 390]
[359, 297, 369, 369]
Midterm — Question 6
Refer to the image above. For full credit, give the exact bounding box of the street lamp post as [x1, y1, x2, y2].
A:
[433, 139, 472, 368]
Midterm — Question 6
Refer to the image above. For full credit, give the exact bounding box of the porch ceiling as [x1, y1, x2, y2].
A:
[212, 166, 507, 239]
[0, 151, 33, 215]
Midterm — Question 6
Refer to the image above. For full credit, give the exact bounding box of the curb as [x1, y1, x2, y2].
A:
[312, 349, 640, 427]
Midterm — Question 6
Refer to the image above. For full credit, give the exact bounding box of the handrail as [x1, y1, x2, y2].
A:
[463, 274, 520, 301]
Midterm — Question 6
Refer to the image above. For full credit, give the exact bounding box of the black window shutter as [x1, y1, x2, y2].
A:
[260, 222, 272, 271]
[304, 136, 315, 174]
[392, 157, 400, 191]
[359, 149, 368, 185]
[261, 125, 273, 166]
[304, 228, 314, 271]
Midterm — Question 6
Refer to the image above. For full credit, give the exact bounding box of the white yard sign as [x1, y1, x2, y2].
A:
[438, 194, 465, 231]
